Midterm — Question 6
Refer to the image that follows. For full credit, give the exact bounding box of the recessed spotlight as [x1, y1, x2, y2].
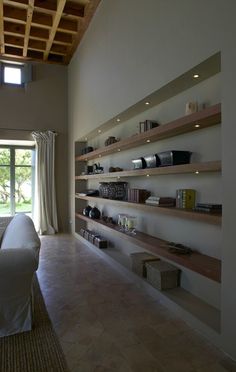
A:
[195, 124, 200, 128]
[117, 149, 121, 152]
[146, 174, 150, 177]
[145, 101, 150, 105]
[116, 118, 121, 122]
[98, 129, 102, 133]
[146, 139, 151, 143]
[195, 171, 199, 174]
[193, 74, 199, 78]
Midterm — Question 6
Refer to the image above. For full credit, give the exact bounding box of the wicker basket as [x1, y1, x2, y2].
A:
[146, 260, 180, 290]
[99, 182, 127, 200]
[130, 252, 159, 277]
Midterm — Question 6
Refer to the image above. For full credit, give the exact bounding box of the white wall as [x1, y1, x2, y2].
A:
[68, 0, 236, 359]
[0, 63, 69, 231]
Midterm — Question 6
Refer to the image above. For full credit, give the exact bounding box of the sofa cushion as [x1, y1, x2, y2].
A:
[1, 214, 40, 251]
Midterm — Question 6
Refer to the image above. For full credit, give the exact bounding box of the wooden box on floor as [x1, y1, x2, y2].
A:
[130, 252, 159, 277]
[146, 260, 180, 290]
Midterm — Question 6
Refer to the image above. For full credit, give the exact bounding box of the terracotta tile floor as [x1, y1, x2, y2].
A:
[37, 234, 236, 372]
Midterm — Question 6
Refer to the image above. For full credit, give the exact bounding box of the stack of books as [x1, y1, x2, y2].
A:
[127, 188, 150, 203]
[193, 203, 222, 213]
[145, 196, 176, 207]
[176, 189, 196, 209]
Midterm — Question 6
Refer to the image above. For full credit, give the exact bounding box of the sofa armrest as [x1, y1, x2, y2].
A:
[0, 248, 39, 276]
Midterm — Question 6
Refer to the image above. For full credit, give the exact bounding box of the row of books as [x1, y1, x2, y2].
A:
[193, 203, 222, 213]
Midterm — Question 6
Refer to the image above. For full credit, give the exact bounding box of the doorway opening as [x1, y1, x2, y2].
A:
[0, 143, 35, 217]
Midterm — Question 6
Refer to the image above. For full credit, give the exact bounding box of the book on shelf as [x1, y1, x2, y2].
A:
[176, 189, 196, 209]
[196, 203, 222, 210]
[145, 196, 176, 207]
[193, 206, 222, 213]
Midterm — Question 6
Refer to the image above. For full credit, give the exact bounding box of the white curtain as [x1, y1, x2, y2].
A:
[31, 131, 58, 235]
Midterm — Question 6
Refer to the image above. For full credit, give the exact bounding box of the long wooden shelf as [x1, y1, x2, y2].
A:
[75, 161, 221, 180]
[76, 213, 221, 283]
[75, 104, 221, 162]
[75, 195, 221, 225]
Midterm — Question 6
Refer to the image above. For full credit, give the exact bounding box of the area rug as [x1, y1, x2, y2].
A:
[0, 276, 69, 372]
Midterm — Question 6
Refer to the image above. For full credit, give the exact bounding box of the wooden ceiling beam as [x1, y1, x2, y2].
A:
[54, 31, 72, 44]
[23, 0, 34, 57]
[30, 25, 48, 39]
[5, 45, 23, 56]
[57, 17, 77, 33]
[0, 0, 5, 54]
[65, 0, 101, 64]
[28, 37, 45, 50]
[3, 4, 27, 23]
[4, 21, 25, 36]
[1, 0, 100, 64]
[5, 33, 24, 47]
[3, 0, 28, 9]
[31, 10, 52, 27]
[63, 1, 84, 18]
[50, 42, 67, 54]
[43, 0, 66, 61]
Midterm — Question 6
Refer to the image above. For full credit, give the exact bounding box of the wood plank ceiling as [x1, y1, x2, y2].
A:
[0, 0, 101, 64]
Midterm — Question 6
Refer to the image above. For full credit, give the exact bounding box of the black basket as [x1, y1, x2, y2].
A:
[99, 182, 127, 200]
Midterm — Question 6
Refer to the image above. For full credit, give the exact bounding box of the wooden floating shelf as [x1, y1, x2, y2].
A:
[75, 161, 221, 180]
[75, 195, 222, 226]
[75, 104, 221, 162]
[76, 213, 221, 283]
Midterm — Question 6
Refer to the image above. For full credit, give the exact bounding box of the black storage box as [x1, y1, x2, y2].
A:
[132, 157, 146, 169]
[144, 154, 160, 168]
[157, 151, 192, 167]
[94, 236, 108, 249]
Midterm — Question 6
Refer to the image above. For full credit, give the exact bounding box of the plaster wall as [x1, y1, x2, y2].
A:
[68, 0, 236, 359]
[0, 63, 68, 231]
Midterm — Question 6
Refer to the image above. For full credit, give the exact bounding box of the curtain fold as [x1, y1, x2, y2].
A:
[31, 131, 58, 235]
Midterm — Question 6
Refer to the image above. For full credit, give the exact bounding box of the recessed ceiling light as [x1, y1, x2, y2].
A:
[146, 174, 150, 177]
[146, 139, 151, 143]
[98, 129, 102, 133]
[117, 149, 121, 152]
[145, 101, 150, 105]
[195, 124, 200, 128]
[116, 118, 121, 122]
[193, 74, 199, 78]
[195, 171, 199, 174]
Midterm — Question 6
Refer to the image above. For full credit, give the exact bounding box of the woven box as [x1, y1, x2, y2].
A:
[146, 260, 180, 290]
[130, 252, 159, 277]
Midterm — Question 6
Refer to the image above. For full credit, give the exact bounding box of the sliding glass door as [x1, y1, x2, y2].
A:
[0, 146, 35, 216]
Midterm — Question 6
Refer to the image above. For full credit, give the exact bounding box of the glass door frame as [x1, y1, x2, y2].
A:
[0, 145, 35, 216]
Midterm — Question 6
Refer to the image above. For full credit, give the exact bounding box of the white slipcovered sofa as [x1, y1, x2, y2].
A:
[0, 213, 40, 337]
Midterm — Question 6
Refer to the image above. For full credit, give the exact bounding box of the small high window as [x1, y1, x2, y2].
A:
[3, 65, 22, 85]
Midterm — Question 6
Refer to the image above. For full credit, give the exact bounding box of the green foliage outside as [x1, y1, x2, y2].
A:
[0, 148, 32, 214]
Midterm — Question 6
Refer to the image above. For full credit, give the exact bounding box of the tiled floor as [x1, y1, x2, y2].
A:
[37, 234, 236, 372]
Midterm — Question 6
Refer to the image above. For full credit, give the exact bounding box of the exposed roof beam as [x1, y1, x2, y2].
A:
[43, 0, 67, 61]
[23, 0, 34, 57]
[65, 0, 101, 64]
[0, 0, 4, 53]
[3, 5, 27, 24]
